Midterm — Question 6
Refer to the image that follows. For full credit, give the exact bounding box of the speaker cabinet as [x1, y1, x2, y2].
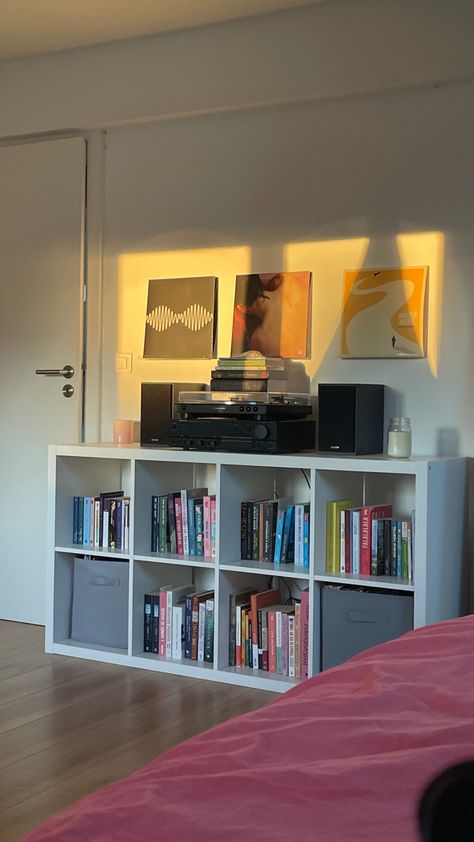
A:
[317, 383, 385, 455]
[140, 382, 206, 446]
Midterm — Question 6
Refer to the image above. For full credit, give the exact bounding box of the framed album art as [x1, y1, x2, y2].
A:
[341, 266, 428, 359]
[230, 271, 312, 359]
[143, 276, 218, 359]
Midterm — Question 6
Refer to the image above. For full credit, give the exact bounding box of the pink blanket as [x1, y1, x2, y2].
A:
[23, 616, 474, 841]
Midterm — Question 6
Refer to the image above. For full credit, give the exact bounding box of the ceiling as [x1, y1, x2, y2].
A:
[0, 0, 325, 62]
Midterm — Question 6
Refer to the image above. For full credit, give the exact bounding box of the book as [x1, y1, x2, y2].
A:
[151, 591, 160, 654]
[350, 508, 361, 575]
[360, 504, 392, 575]
[191, 590, 214, 660]
[301, 588, 309, 679]
[250, 588, 280, 669]
[203, 495, 211, 558]
[184, 593, 194, 659]
[210, 496, 216, 559]
[187, 496, 197, 555]
[210, 378, 290, 392]
[267, 610, 277, 672]
[83, 496, 91, 547]
[151, 495, 159, 552]
[204, 598, 214, 663]
[194, 498, 204, 556]
[198, 600, 207, 662]
[217, 356, 285, 369]
[326, 499, 354, 574]
[303, 505, 310, 569]
[273, 507, 286, 564]
[174, 494, 184, 554]
[167, 493, 177, 554]
[77, 496, 84, 544]
[72, 496, 79, 544]
[158, 495, 168, 554]
[229, 589, 256, 666]
[162, 584, 196, 658]
[211, 368, 287, 380]
[280, 505, 295, 563]
[144, 593, 153, 652]
[172, 605, 184, 659]
[294, 504, 305, 567]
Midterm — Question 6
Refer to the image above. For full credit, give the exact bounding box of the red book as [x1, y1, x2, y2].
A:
[158, 591, 167, 656]
[174, 495, 183, 555]
[268, 610, 277, 672]
[301, 588, 309, 679]
[360, 504, 392, 575]
[250, 588, 280, 669]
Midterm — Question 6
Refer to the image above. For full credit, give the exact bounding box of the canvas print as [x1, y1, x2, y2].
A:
[143, 276, 218, 359]
[341, 266, 428, 359]
[230, 271, 311, 359]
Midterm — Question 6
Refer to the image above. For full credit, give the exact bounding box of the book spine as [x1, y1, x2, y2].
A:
[276, 611, 282, 674]
[203, 496, 211, 558]
[240, 502, 249, 559]
[159, 495, 168, 554]
[303, 506, 310, 570]
[383, 519, 391, 576]
[262, 501, 273, 563]
[268, 610, 277, 672]
[102, 505, 109, 549]
[210, 496, 216, 559]
[175, 497, 183, 555]
[187, 497, 196, 556]
[115, 498, 123, 550]
[197, 601, 206, 661]
[195, 500, 204, 556]
[94, 498, 101, 547]
[295, 601, 301, 679]
[123, 499, 130, 551]
[144, 594, 152, 652]
[352, 510, 360, 575]
[273, 508, 285, 564]
[78, 497, 84, 544]
[72, 496, 79, 543]
[158, 592, 167, 656]
[166, 591, 173, 658]
[151, 495, 159, 552]
[288, 615, 295, 678]
[392, 519, 398, 577]
[172, 606, 184, 660]
[344, 509, 351, 575]
[261, 611, 269, 671]
[325, 501, 335, 573]
[151, 594, 159, 654]
[301, 589, 309, 679]
[184, 594, 193, 659]
[191, 595, 200, 660]
[235, 604, 242, 667]
[180, 490, 189, 555]
[229, 594, 236, 666]
[251, 503, 259, 561]
[339, 508, 345, 573]
[371, 519, 379, 575]
[281, 506, 294, 563]
[167, 494, 177, 554]
[294, 504, 304, 567]
[360, 505, 371, 575]
[204, 599, 214, 663]
[83, 496, 91, 547]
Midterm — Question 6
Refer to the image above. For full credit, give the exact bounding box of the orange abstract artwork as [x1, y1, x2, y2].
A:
[341, 266, 428, 358]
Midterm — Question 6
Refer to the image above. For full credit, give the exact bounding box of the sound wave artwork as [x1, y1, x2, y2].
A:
[146, 304, 214, 333]
[143, 276, 218, 359]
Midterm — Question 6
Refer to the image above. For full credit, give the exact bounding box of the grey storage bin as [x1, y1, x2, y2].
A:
[71, 557, 129, 649]
[321, 586, 413, 670]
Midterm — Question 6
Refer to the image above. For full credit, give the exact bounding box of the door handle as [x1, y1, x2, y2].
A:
[35, 365, 74, 379]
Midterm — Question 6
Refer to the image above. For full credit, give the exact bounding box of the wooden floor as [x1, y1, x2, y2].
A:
[0, 621, 273, 841]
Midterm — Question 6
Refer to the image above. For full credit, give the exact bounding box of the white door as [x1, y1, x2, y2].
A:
[0, 137, 85, 624]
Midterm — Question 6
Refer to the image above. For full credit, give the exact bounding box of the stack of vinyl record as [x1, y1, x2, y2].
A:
[210, 356, 310, 395]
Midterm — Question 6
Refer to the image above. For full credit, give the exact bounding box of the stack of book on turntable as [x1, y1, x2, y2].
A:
[210, 356, 309, 395]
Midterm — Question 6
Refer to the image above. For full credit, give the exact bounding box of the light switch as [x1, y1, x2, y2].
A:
[115, 353, 133, 373]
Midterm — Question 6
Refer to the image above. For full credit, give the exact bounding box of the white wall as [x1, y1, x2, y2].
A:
[103, 79, 474, 456]
[0, 0, 473, 457]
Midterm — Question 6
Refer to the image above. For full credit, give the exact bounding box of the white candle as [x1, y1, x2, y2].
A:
[387, 429, 412, 458]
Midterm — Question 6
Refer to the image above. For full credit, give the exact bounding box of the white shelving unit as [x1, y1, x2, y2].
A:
[46, 444, 467, 693]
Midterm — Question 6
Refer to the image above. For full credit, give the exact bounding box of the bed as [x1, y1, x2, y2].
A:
[23, 615, 474, 842]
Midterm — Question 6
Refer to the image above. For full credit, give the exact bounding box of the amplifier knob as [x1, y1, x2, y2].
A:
[254, 423, 269, 441]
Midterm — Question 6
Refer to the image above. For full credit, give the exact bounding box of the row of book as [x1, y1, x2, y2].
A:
[210, 356, 308, 394]
[72, 491, 129, 549]
[326, 500, 414, 580]
[144, 585, 214, 663]
[229, 587, 309, 678]
[241, 499, 310, 567]
[151, 488, 216, 558]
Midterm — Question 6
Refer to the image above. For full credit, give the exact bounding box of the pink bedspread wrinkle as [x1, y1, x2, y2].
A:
[22, 616, 474, 842]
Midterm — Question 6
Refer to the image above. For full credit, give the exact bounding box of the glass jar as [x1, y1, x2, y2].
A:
[387, 417, 412, 458]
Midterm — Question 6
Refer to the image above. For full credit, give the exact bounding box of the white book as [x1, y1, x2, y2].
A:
[288, 614, 295, 677]
[102, 510, 109, 549]
[94, 499, 101, 547]
[163, 584, 195, 658]
[235, 604, 242, 648]
[198, 601, 206, 661]
[123, 500, 130, 551]
[294, 504, 304, 567]
[172, 605, 184, 660]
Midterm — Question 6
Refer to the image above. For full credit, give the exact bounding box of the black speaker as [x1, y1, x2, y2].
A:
[317, 384, 385, 455]
[140, 382, 206, 446]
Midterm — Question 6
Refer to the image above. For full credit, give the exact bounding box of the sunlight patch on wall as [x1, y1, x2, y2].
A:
[283, 237, 370, 380]
[396, 231, 444, 376]
[117, 246, 251, 420]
